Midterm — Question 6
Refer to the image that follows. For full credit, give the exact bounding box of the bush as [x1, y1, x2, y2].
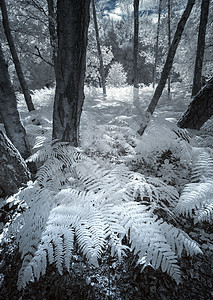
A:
[106, 62, 127, 87]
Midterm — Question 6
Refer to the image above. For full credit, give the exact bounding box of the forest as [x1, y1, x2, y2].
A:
[0, 0, 213, 299]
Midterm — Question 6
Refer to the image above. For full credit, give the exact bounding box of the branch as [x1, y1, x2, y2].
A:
[205, 44, 213, 49]
[33, 46, 54, 67]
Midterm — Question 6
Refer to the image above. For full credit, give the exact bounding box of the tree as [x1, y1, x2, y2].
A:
[52, 0, 91, 146]
[0, 0, 35, 111]
[178, 76, 213, 130]
[191, 0, 210, 97]
[167, 0, 171, 100]
[0, 130, 31, 197]
[47, 0, 57, 73]
[133, 0, 139, 90]
[138, 0, 196, 135]
[92, 0, 106, 95]
[153, 0, 162, 88]
[0, 43, 31, 159]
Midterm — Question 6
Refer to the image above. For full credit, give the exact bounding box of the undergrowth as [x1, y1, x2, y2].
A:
[1, 88, 213, 290]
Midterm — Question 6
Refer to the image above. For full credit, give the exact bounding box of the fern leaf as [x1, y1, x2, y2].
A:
[195, 199, 213, 223]
[176, 181, 213, 217]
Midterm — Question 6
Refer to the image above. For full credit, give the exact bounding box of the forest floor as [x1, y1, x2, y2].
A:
[0, 84, 213, 299]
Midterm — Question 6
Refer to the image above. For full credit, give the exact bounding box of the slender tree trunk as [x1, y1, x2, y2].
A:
[153, 0, 162, 88]
[0, 0, 35, 112]
[167, 0, 171, 100]
[191, 0, 210, 97]
[138, 0, 196, 135]
[0, 43, 31, 159]
[92, 0, 106, 96]
[133, 0, 139, 89]
[52, 0, 91, 146]
[178, 76, 213, 129]
[47, 0, 57, 74]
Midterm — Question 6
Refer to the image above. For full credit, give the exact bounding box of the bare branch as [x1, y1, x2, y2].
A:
[33, 45, 54, 67]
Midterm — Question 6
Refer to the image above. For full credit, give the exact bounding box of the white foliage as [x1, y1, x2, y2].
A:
[5, 144, 202, 289]
[106, 62, 127, 87]
[176, 151, 213, 223]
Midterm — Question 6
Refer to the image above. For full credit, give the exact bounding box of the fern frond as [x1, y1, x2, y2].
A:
[158, 221, 202, 257]
[195, 199, 213, 223]
[176, 181, 213, 217]
[191, 151, 213, 182]
[8, 143, 202, 289]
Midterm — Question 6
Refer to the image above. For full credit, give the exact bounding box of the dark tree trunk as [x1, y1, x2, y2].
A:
[191, 0, 210, 97]
[47, 0, 57, 74]
[92, 0, 106, 96]
[0, 43, 31, 159]
[178, 77, 213, 130]
[133, 0, 139, 89]
[52, 0, 91, 146]
[137, 0, 195, 135]
[167, 0, 171, 100]
[0, 130, 31, 197]
[0, 0, 35, 112]
[153, 0, 162, 88]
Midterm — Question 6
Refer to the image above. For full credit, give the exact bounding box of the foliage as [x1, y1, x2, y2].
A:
[1, 0, 54, 90]
[176, 150, 213, 223]
[4, 142, 202, 290]
[106, 62, 127, 86]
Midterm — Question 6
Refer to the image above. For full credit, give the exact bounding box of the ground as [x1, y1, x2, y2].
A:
[0, 84, 213, 299]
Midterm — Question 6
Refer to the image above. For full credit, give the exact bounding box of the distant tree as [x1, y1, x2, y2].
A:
[153, 0, 162, 88]
[52, 0, 91, 146]
[191, 0, 210, 97]
[92, 0, 106, 95]
[0, 0, 35, 111]
[133, 0, 139, 90]
[0, 43, 31, 159]
[138, 0, 196, 135]
[106, 62, 127, 87]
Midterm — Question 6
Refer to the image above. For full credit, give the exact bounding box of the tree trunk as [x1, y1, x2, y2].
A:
[133, 0, 139, 89]
[0, 0, 35, 112]
[191, 0, 210, 97]
[137, 0, 196, 135]
[92, 0, 106, 96]
[0, 43, 31, 159]
[47, 0, 57, 74]
[167, 0, 171, 100]
[0, 130, 31, 197]
[178, 77, 213, 130]
[153, 0, 162, 88]
[52, 0, 91, 146]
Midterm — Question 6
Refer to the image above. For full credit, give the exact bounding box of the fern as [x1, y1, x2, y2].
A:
[5, 144, 202, 289]
[176, 151, 213, 223]
[195, 199, 213, 223]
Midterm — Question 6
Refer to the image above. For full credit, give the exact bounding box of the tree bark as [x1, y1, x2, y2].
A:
[153, 0, 162, 88]
[0, 130, 31, 197]
[167, 0, 171, 100]
[178, 77, 213, 130]
[0, 0, 35, 112]
[137, 0, 196, 135]
[0, 43, 31, 159]
[133, 0, 139, 89]
[191, 0, 210, 97]
[47, 0, 57, 74]
[52, 0, 91, 146]
[92, 0, 106, 96]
